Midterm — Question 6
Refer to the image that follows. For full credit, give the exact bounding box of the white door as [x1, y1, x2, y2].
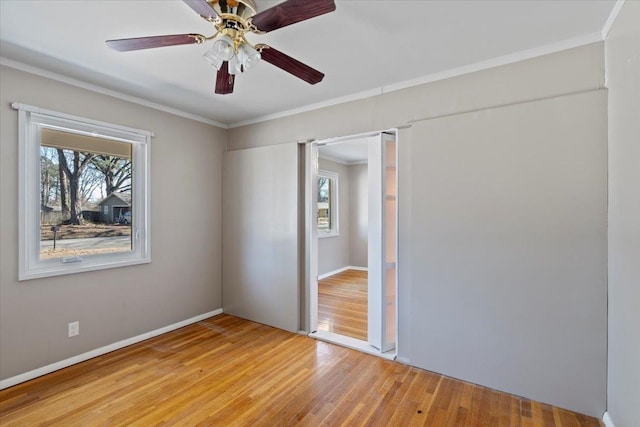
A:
[368, 133, 397, 352]
[307, 144, 319, 332]
[222, 143, 300, 332]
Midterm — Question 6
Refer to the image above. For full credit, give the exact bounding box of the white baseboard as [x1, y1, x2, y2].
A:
[318, 266, 349, 279]
[0, 308, 224, 390]
[603, 411, 615, 427]
[318, 265, 368, 280]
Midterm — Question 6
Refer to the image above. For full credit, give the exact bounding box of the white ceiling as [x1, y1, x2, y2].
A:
[0, 0, 616, 127]
[319, 138, 369, 164]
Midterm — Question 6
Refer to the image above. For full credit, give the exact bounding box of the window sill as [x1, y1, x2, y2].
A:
[20, 256, 151, 281]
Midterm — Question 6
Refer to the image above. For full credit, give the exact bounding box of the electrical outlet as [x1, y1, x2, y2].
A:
[68, 321, 79, 337]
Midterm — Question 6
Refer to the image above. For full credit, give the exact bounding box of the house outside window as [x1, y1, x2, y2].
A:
[318, 170, 338, 237]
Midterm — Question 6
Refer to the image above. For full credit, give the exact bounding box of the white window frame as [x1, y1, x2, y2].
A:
[14, 103, 152, 281]
[317, 169, 339, 238]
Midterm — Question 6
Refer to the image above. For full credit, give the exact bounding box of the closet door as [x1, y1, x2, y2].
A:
[368, 133, 397, 352]
[223, 143, 299, 332]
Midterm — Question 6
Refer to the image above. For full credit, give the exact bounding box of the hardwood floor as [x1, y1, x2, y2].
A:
[317, 269, 368, 341]
[0, 314, 601, 426]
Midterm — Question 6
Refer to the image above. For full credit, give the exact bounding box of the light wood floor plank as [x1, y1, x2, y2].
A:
[0, 314, 602, 426]
[317, 269, 368, 340]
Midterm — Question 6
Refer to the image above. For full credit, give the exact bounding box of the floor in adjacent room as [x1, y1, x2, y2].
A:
[0, 314, 602, 426]
[317, 269, 368, 341]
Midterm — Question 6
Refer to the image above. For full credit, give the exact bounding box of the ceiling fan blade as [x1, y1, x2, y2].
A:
[258, 45, 324, 85]
[250, 0, 336, 33]
[215, 62, 235, 94]
[106, 34, 204, 52]
[183, 0, 219, 21]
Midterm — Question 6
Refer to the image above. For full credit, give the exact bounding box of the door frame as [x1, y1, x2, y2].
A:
[304, 129, 399, 358]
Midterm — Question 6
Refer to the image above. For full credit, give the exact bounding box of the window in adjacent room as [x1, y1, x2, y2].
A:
[15, 103, 151, 280]
[317, 170, 339, 237]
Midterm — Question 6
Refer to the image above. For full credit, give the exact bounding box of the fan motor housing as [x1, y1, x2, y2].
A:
[207, 0, 257, 20]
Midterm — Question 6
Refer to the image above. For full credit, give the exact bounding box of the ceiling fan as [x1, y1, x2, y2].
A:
[106, 0, 336, 95]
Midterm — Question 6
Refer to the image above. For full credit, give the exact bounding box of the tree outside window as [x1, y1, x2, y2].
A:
[317, 170, 338, 237]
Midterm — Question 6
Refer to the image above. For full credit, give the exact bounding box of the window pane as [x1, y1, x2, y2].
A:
[318, 176, 331, 231]
[39, 128, 133, 260]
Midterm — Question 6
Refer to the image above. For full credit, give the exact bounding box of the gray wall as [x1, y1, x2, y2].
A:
[317, 158, 351, 275]
[605, 2, 640, 426]
[227, 43, 608, 417]
[222, 144, 299, 332]
[348, 163, 368, 268]
[0, 66, 226, 380]
[408, 90, 606, 417]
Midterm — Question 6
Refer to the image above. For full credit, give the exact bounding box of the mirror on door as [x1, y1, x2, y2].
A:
[311, 131, 398, 356]
[316, 139, 370, 342]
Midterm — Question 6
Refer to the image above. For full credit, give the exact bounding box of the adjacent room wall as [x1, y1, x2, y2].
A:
[605, 1, 640, 426]
[0, 66, 226, 381]
[317, 158, 368, 276]
[317, 157, 351, 275]
[348, 163, 368, 268]
[227, 42, 608, 417]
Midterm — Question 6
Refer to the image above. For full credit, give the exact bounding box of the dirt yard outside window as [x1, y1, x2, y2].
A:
[40, 224, 132, 259]
[41, 224, 131, 240]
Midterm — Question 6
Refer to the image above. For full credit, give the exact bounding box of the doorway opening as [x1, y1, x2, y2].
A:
[306, 130, 398, 359]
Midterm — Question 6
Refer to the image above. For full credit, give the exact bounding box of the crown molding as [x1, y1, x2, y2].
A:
[0, 57, 228, 129]
[319, 154, 368, 166]
[228, 32, 604, 129]
[2, 26, 609, 132]
[229, 87, 383, 129]
[601, 0, 626, 39]
[381, 32, 603, 94]
[319, 153, 350, 165]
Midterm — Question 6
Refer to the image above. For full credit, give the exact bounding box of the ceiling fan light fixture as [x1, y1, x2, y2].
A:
[202, 47, 224, 70]
[210, 34, 234, 61]
[238, 43, 261, 71]
[106, 0, 336, 94]
[227, 43, 260, 75]
[228, 53, 243, 75]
